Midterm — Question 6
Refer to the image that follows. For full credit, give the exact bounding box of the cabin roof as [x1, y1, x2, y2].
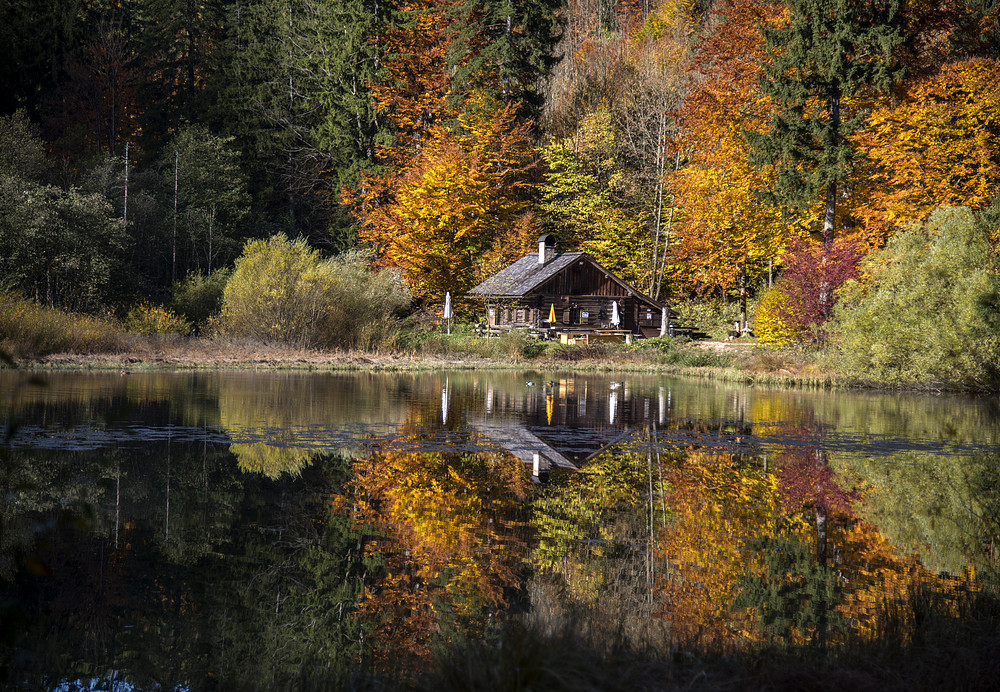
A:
[469, 251, 586, 297]
[469, 251, 664, 309]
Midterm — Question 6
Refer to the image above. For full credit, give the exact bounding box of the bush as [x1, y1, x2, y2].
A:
[123, 302, 192, 336]
[0, 289, 130, 358]
[754, 287, 802, 346]
[829, 206, 1000, 389]
[670, 296, 759, 339]
[216, 234, 411, 350]
[171, 269, 229, 329]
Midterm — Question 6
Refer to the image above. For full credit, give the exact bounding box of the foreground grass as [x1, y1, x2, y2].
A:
[370, 585, 1000, 692]
[0, 291, 134, 359]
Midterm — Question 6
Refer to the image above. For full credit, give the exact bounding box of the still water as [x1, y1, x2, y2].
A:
[1, 370, 998, 689]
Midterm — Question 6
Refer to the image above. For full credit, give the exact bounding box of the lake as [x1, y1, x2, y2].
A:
[2, 370, 999, 690]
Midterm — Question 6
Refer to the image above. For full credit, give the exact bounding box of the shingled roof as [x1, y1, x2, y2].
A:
[468, 251, 586, 297]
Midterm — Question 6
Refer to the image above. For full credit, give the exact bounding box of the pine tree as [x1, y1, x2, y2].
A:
[446, 0, 564, 122]
[215, 0, 385, 249]
[747, 0, 905, 244]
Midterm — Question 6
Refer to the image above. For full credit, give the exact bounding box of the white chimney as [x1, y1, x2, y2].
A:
[538, 234, 555, 264]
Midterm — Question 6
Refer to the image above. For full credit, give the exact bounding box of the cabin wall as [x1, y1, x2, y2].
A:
[488, 295, 663, 334]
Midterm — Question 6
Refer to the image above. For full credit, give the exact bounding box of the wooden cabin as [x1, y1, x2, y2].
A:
[469, 235, 669, 340]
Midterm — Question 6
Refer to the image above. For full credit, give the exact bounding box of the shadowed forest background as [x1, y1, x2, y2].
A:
[2, 0, 1000, 387]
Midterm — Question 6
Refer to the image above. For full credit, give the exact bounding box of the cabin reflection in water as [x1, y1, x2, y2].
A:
[468, 378, 676, 479]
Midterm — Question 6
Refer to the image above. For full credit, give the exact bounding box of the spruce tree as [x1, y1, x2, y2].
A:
[447, 0, 563, 122]
[747, 0, 905, 244]
[215, 0, 386, 249]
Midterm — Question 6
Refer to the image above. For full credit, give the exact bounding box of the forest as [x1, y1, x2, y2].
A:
[2, 0, 1000, 384]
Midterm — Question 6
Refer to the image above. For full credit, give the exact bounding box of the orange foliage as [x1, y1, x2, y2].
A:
[356, 99, 540, 298]
[656, 453, 789, 646]
[668, 0, 796, 293]
[854, 58, 1000, 245]
[345, 445, 531, 669]
[369, 0, 457, 150]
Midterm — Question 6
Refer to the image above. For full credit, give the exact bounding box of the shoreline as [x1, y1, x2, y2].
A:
[3, 338, 846, 390]
[5, 339, 991, 394]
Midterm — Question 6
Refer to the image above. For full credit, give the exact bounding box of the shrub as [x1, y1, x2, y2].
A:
[123, 302, 192, 336]
[775, 236, 863, 341]
[829, 206, 1000, 389]
[171, 269, 230, 329]
[754, 287, 802, 346]
[216, 234, 411, 350]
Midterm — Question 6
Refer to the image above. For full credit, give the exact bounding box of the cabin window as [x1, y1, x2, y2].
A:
[516, 309, 525, 322]
[580, 310, 590, 322]
[502, 309, 510, 323]
[562, 309, 571, 323]
[488, 308, 495, 325]
[646, 310, 653, 322]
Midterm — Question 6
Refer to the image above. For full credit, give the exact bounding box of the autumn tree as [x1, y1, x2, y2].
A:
[358, 99, 540, 300]
[613, 0, 693, 300]
[853, 58, 1000, 244]
[748, 0, 906, 244]
[668, 0, 792, 310]
[771, 235, 863, 341]
[538, 109, 650, 290]
[345, 446, 531, 671]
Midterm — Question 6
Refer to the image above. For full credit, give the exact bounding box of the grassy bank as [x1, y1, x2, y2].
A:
[0, 293, 955, 390]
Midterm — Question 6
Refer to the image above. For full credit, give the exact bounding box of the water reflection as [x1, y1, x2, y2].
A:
[2, 371, 999, 688]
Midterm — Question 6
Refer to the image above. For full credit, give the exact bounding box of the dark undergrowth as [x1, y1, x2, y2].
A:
[382, 587, 1000, 692]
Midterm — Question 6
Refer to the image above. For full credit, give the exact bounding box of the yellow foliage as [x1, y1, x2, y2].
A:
[753, 287, 802, 345]
[123, 302, 192, 336]
[656, 452, 789, 646]
[853, 58, 1000, 244]
[357, 97, 539, 299]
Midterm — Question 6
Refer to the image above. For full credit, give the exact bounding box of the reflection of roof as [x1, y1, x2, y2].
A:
[468, 418, 579, 469]
[469, 252, 586, 297]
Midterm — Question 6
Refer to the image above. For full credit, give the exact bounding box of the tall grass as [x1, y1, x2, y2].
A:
[0, 290, 131, 359]
[409, 583, 1000, 692]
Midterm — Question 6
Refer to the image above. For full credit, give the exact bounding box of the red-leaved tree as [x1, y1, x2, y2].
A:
[776, 236, 863, 339]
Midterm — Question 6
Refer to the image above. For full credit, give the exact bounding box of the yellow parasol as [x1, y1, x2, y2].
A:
[548, 303, 556, 324]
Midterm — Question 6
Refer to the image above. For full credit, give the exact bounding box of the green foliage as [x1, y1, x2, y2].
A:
[446, 0, 564, 121]
[170, 269, 230, 329]
[734, 535, 845, 644]
[123, 302, 192, 336]
[0, 289, 130, 358]
[748, 0, 905, 238]
[0, 117, 129, 312]
[217, 234, 411, 350]
[830, 206, 1000, 388]
[161, 125, 251, 276]
[671, 297, 758, 338]
[216, 0, 383, 246]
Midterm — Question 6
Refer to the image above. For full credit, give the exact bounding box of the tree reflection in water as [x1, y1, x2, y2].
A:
[3, 369, 1000, 689]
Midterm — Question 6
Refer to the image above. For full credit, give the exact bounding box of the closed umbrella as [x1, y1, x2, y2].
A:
[444, 291, 452, 334]
[611, 300, 621, 328]
[548, 303, 556, 324]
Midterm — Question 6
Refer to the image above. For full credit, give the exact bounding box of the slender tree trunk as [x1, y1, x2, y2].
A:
[123, 141, 129, 222]
[823, 94, 840, 246]
[173, 150, 178, 284]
